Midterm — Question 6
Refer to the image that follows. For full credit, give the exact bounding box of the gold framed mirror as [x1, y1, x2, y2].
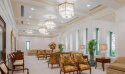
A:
[0, 16, 6, 61]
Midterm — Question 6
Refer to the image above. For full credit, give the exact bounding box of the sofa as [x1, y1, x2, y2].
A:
[107, 57, 125, 74]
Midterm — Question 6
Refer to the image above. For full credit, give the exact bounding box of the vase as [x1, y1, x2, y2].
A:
[89, 54, 95, 66]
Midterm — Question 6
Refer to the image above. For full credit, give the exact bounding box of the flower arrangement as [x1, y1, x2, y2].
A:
[48, 42, 56, 50]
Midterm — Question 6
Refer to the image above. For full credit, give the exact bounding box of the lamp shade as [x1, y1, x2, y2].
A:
[80, 45, 85, 49]
[99, 44, 107, 50]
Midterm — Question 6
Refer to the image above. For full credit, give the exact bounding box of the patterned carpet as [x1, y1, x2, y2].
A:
[14, 56, 107, 74]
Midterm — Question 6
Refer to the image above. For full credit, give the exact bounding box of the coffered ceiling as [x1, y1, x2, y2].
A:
[10, 0, 125, 37]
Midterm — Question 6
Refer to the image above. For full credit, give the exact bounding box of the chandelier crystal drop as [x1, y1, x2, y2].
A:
[44, 20, 56, 29]
[59, 1, 74, 19]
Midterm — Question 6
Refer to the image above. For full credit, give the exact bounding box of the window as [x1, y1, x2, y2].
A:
[109, 32, 116, 57]
[95, 28, 99, 55]
[26, 41, 30, 50]
[85, 28, 88, 54]
[65, 37, 68, 52]
[70, 34, 73, 51]
[83, 28, 88, 54]
[76, 30, 79, 51]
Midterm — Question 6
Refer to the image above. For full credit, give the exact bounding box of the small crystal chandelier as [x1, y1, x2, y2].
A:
[44, 20, 56, 29]
[39, 27, 48, 35]
[44, 16, 56, 29]
[59, 0, 74, 19]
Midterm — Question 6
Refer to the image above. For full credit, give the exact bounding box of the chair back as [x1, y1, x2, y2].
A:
[0, 62, 8, 74]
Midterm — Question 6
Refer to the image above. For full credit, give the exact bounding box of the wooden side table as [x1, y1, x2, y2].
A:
[95, 57, 111, 71]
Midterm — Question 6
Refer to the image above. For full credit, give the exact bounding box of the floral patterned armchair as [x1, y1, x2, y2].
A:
[37, 50, 46, 60]
[71, 52, 91, 74]
[45, 50, 52, 59]
[48, 52, 60, 68]
[60, 53, 78, 74]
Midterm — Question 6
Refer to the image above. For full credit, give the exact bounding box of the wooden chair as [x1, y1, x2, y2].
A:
[0, 61, 29, 74]
[48, 52, 60, 68]
[36, 50, 46, 60]
[45, 50, 52, 59]
[60, 53, 78, 74]
[72, 53, 91, 74]
[9, 53, 24, 71]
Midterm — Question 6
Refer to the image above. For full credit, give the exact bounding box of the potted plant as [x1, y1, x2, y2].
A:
[58, 44, 64, 52]
[48, 42, 56, 52]
[88, 39, 97, 66]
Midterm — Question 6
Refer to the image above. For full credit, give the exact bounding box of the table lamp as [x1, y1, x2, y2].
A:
[79, 45, 85, 53]
[99, 44, 107, 58]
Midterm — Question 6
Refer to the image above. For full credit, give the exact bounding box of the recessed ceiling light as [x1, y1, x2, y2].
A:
[31, 8, 34, 11]
[29, 16, 32, 18]
[87, 4, 91, 7]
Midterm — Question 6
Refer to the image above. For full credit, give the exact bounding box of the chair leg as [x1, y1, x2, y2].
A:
[90, 67, 91, 74]
[23, 65, 24, 72]
[79, 71, 81, 74]
[77, 71, 78, 74]
[60, 70, 61, 74]
[51, 64, 53, 69]
[73, 72, 74, 74]
[48, 63, 49, 67]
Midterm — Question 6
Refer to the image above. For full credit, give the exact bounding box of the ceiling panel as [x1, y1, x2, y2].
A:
[11, 0, 124, 37]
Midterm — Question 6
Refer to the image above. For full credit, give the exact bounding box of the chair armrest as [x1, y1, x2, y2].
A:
[9, 68, 29, 74]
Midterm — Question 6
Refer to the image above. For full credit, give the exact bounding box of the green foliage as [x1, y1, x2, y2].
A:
[88, 39, 97, 56]
[58, 44, 64, 52]
[111, 50, 116, 57]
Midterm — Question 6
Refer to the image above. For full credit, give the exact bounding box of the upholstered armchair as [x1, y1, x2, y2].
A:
[45, 50, 52, 59]
[9, 52, 24, 71]
[37, 50, 46, 60]
[48, 52, 60, 68]
[71, 52, 91, 74]
[0, 61, 29, 74]
[60, 53, 78, 74]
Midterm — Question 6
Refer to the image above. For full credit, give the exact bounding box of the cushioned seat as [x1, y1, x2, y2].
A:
[79, 64, 90, 70]
[0, 61, 29, 74]
[63, 65, 78, 72]
[108, 63, 125, 71]
[14, 60, 23, 65]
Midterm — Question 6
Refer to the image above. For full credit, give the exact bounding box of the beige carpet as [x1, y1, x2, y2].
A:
[14, 56, 107, 74]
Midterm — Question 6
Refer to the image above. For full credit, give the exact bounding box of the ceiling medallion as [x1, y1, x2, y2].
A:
[59, 0, 74, 19]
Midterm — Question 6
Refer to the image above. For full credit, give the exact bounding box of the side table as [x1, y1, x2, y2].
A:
[95, 57, 111, 71]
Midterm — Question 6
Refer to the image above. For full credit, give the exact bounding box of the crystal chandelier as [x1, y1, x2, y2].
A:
[44, 20, 56, 29]
[39, 28, 48, 35]
[59, 0, 74, 19]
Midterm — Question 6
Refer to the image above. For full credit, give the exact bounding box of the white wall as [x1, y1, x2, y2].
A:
[116, 6, 125, 57]
[59, 8, 116, 56]
[18, 36, 58, 51]
[0, 0, 18, 57]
